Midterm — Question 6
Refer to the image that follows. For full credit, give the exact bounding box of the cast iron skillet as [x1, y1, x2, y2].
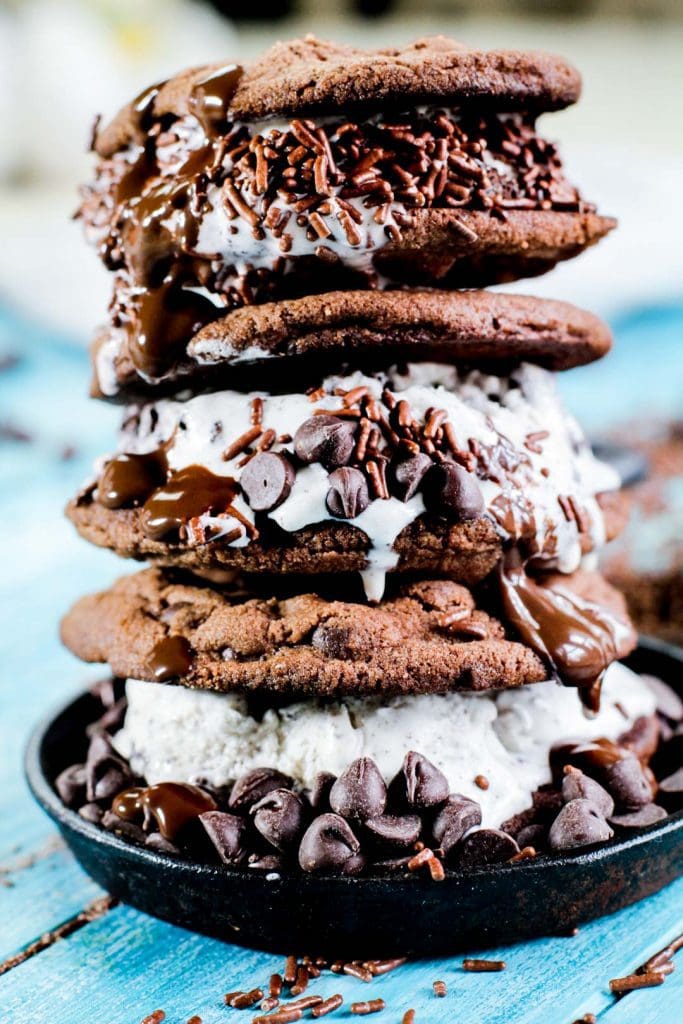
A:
[25, 638, 683, 958]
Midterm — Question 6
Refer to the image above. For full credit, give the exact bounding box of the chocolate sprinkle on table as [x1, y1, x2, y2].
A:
[350, 998, 385, 1015]
[433, 980, 447, 997]
[311, 994, 344, 1018]
[462, 959, 506, 972]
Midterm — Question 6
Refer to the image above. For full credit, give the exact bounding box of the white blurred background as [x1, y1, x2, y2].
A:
[0, 0, 681, 343]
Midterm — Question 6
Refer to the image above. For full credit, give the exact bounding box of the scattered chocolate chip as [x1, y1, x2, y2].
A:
[85, 733, 132, 802]
[516, 823, 547, 849]
[228, 768, 293, 812]
[308, 772, 336, 811]
[55, 764, 87, 807]
[199, 810, 249, 865]
[294, 415, 356, 468]
[619, 715, 660, 764]
[548, 799, 614, 850]
[102, 809, 146, 843]
[455, 828, 519, 867]
[145, 832, 181, 855]
[657, 767, 683, 811]
[391, 452, 432, 501]
[399, 751, 449, 810]
[248, 853, 286, 871]
[422, 462, 485, 520]
[330, 758, 387, 822]
[298, 813, 362, 873]
[432, 795, 482, 856]
[643, 675, 683, 723]
[240, 452, 295, 511]
[562, 767, 614, 818]
[78, 802, 104, 824]
[326, 467, 369, 519]
[365, 814, 422, 849]
[609, 804, 668, 829]
[603, 756, 654, 810]
[252, 789, 307, 851]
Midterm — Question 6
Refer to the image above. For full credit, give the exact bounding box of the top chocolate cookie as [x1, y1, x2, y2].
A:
[80, 35, 614, 393]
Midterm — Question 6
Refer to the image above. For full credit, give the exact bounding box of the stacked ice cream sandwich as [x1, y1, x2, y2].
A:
[58, 37, 670, 875]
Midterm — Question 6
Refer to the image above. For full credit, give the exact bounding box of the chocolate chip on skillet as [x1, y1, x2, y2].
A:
[78, 802, 104, 824]
[85, 733, 133, 802]
[294, 415, 356, 468]
[240, 452, 295, 511]
[547, 799, 614, 850]
[145, 833, 181, 855]
[657, 767, 683, 811]
[364, 814, 422, 849]
[609, 804, 668, 829]
[455, 828, 519, 867]
[308, 772, 336, 811]
[55, 764, 87, 807]
[391, 453, 432, 501]
[432, 795, 482, 856]
[516, 823, 547, 849]
[641, 675, 683, 723]
[602, 756, 654, 810]
[298, 813, 364, 874]
[561, 766, 614, 818]
[329, 758, 387, 822]
[248, 853, 286, 871]
[618, 715, 660, 764]
[200, 810, 250, 865]
[325, 467, 370, 519]
[422, 461, 485, 520]
[101, 809, 146, 843]
[251, 789, 307, 851]
[228, 768, 293, 812]
[399, 751, 450, 810]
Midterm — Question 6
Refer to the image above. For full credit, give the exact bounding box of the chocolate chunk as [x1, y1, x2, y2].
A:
[55, 764, 87, 807]
[516, 823, 547, 849]
[294, 415, 356, 468]
[397, 751, 449, 810]
[652, 725, 683, 779]
[642, 674, 683, 723]
[391, 453, 432, 501]
[432, 794, 483, 856]
[657, 767, 683, 811]
[228, 768, 293, 812]
[240, 452, 295, 512]
[330, 757, 387, 822]
[455, 828, 519, 867]
[145, 832, 181, 855]
[251, 789, 307, 851]
[309, 772, 336, 811]
[78, 802, 104, 824]
[200, 810, 249, 865]
[422, 462, 485, 520]
[618, 715, 659, 764]
[85, 733, 132, 802]
[609, 804, 668, 829]
[548, 799, 613, 850]
[298, 813, 361, 873]
[86, 697, 127, 737]
[561, 767, 614, 818]
[364, 814, 422, 849]
[603, 756, 654, 810]
[326, 467, 369, 519]
[102, 809, 146, 843]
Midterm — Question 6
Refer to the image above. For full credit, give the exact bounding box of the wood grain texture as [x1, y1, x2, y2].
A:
[0, 309, 681, 1024]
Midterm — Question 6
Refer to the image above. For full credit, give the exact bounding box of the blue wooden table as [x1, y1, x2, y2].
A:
[1, 305, 682, 1024]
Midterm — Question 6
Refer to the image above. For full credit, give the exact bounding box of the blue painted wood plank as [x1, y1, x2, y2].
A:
[1, 879, 681, 1024]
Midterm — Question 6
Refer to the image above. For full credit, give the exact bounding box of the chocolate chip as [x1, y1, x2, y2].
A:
[228, 768, 293, 812]
[432, 795, 482, 856]
[391, 453, 432, 501]
[642, 674, 683, 723]
[330, 758, 387, 822]
[618, 715, 660, 764]
[657, 767, 683, 811]
[455, 828, 519, 867]
[562, 767, 614, 818]
[609, 804, 668, 829]
[251, 789, 307, 851]
[309, 772, 336, 811]
[200, 810, 249, 865]
[294, 415, 356, 468]
[78, 802, 104, 824]
[603, 756, 654, 810]
[102, 809, 146, 843]
[298, 813, 361, 873]
[364, 814, 422, 849]
[326, 467, 369, 519]
[85, 733, 132, 802]
[145, 833, 181, 855]
[86, 697, 127, 737]
[55, 764, 87, 807]
[240, 452, 295, 512]
[548, 799, 614, 850]
[422, 462, 485, 520]
[516, 823, 547, 849]
[400, 751, 449, 810]
[248, 853, 286, 871]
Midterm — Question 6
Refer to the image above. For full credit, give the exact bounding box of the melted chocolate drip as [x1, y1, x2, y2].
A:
[127, 273, 218, 379]
[141, 464, 239, 540]
[112, 782, 216, 840]
[189, 64, 243, 138]
[150, 635, 194, 681]
[498, 556, 632, 711]
[98, 449, 167, 508]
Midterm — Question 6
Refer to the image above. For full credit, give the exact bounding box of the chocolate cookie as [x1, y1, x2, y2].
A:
[61, 568, 554, 696]
[67, 488, 626, 583]
[93, 290, 613, 397]
[81, 35, 613, 392]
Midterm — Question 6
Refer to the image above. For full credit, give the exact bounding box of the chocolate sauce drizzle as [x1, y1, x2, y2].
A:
[141, 465, 240, 541]
[112, 782, 216, 840]
[150, 635, 194, 682]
